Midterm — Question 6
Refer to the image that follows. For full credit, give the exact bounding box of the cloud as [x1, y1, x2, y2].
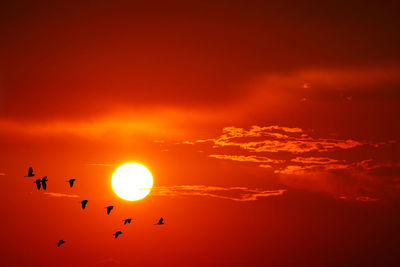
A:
[150, 185, 286, 202]
[355, 196, 378, 202]
[259, 164, 273, 169]
[87, 163, 114, 167]
[189, 126, 364, 153]
[209, 154, 283, 164]
[183, 125, 399, 200]
[275, 164, 349, 175]
[291, 157, 339, 164]
[44, 192, 80, 198]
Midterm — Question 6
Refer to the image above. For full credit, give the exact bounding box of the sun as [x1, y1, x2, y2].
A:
[111, 163, 153, 201]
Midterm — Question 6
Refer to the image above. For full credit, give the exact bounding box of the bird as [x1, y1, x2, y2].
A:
[67, 179, 76, 188]
[105, 206, 114, 215]
[57, 240, 65, 247]
[34, 179, 41, 190]
[25, 167, 35, 177]
[41, 176, 48, 190]
[81, 200, 88, 210]
[155, 217, 164, 225]
[123, 218, 132, 225]
[113, 231, 122, 238]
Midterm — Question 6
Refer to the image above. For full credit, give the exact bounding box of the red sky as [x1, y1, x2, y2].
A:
[0, 1, 399, 266]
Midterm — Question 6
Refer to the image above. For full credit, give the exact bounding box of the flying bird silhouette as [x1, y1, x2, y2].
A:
[81, 200, 88, 210]
[123, 218, 132, 225]
[41, 176, 48, 190]
[25, 167, 35, 177]
[67, 179, 76, 188]
[105, 206, 114, 215]
[57, 240, 65, 247]
[34, 179, 41, 190]
[155, 217, 164, 225]
[113, 231, 122, 238]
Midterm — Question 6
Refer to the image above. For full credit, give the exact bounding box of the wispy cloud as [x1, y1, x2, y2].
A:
[0, 173, 5, 176]
[291, 157, 339, 164]
[355, 196, 378, 202]
[187, 126, 364, 153]
[182, 125, 399, 200]
[44, 192, 80, 198]
[150, 185, 286, 201]
[87, 163, 114, 167]
[209, 154, 283, 164]
[213, 126, 363, 153]
[337, 195, 379, 202]
[275, 164, 349, 175]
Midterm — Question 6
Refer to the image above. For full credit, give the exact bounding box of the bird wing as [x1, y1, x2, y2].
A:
[42, 181, 47, 190]
[158, 218, 163, 224]
[107, 206, 113, 214]
[81, 201, 87, 209]
[70, 180, 75, 187]
[28, 167, 33, 176]
[35, 180, 41, 190]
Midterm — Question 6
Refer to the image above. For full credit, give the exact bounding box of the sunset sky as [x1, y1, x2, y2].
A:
[1, 1, 399, 266]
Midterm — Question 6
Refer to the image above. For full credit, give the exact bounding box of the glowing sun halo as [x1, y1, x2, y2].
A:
[112, 163, 153, 201]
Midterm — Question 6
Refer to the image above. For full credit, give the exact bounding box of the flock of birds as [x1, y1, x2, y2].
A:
[25, 167, 165, 247]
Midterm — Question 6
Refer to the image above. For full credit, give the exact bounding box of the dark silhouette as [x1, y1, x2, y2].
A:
[155, 217, 164, 225]
[57, 240, 65, 247]
[123, 218, 132, 225]
[25, 167, 35, 177]
[41, 176, 48, 190]
[113, 231, 122, 238]
[81, 200, 88, 210]
[34, 179, 41, 190]
[105, 206, 114, 215]
[67, 179, 76, 188]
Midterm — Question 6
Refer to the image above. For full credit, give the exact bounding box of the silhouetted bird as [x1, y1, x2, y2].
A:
[105, 206, 114, 215]
[41, 176, 48, 190]
[67, 179, 76, 188]
[34, 179, 41, 190]
[113, 231, 122, 238]
[123, 218, 132, 225]
[155, 217, 164, 225]
[81, 200, 88, 210]
[25, 167, 35, 177]
[57, 240, 65, 247]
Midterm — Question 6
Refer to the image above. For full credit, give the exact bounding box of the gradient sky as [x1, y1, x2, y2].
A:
[1, 1, 400, 266]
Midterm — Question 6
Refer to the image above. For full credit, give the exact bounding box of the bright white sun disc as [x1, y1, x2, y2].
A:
[112, 163, 153, 201]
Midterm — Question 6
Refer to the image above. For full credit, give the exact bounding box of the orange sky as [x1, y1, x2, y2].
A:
[0, 1, 400, 266]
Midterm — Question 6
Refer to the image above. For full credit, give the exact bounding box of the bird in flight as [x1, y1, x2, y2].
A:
[155, 217, 164, 225]
[41, 176, 48, 190]
[34, 179, 41, 190]
[34, 177, 48, 190]
[57, 240, 65, 247]
[113, 231, 122, 238]
[25, 167, 35, 177]
[123, 218, 132, 225]
[81, 200, 88, 210]
[67, 179, 76, 188]
[105, 206, 114, 215]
